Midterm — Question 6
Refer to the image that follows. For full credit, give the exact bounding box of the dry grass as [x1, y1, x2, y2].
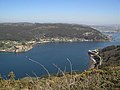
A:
[0, 66, 120, 90]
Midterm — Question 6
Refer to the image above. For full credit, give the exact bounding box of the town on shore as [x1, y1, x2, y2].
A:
[0, 23, 111, 53]
[0, 37, 109, 53]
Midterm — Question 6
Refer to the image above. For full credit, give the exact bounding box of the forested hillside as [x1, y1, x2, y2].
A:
[0, 23, 109, 41]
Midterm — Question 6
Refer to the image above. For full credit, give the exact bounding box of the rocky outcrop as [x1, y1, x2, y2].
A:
[88, 49, 102, 69]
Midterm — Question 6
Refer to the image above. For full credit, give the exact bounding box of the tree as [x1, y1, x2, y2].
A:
[0, 42, 4, 47]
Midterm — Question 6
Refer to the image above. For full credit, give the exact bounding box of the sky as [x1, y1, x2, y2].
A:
[0, 0, 120, 25]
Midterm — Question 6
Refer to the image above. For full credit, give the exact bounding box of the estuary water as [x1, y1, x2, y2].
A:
[0, 32, 120, 79]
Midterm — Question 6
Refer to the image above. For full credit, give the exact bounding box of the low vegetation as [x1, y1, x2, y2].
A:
[99, 45, 120, 68]
[0, 67, 119, 90]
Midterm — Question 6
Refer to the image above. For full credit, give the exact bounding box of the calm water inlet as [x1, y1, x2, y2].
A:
[0, 32, 120, 79]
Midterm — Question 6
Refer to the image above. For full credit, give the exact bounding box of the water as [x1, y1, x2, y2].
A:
[0, 32, 120, 79]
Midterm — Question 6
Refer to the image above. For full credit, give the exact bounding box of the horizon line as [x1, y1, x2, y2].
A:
[0, 22, 120, 26]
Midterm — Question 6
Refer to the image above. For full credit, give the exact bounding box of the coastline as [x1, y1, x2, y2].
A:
[88, 49, 102, 69]
[0, 41, 35, 53]
[0, 38, 110, 53]
[0, 43, 119, 90]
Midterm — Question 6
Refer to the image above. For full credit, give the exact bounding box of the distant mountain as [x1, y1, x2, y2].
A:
[0, 23, 109, 41]
[90, 24, 120, 32]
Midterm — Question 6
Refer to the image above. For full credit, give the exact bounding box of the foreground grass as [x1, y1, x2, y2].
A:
[0, 66, 120, 90]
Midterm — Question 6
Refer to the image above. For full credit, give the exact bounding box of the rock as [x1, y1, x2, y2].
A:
[88, 49, 102, 69]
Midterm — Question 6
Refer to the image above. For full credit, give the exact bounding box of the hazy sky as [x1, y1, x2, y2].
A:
[0, 0, 120, 25]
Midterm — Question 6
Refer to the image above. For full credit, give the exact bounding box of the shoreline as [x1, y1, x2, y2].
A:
[0, 37, 110, 53]
[88, 49, 102, 69]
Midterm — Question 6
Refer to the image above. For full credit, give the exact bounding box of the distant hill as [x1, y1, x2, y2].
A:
[90, 24, 120, 32]
[0, 23, 109, 41]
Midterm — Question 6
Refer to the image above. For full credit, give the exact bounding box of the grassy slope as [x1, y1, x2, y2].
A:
[0, 67, 119, 90]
